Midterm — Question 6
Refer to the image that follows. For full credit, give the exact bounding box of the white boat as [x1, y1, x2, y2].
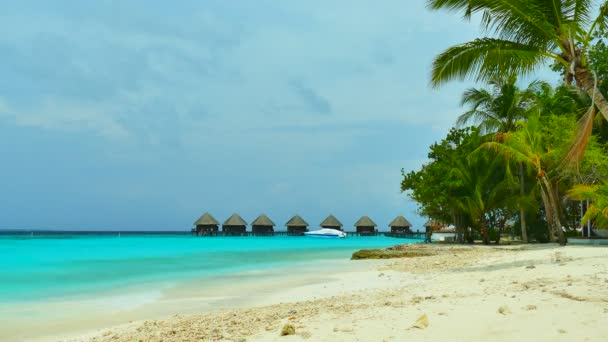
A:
[304, 228, 347, 238]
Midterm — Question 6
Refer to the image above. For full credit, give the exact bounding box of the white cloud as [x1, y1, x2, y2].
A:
[0, 0, 482, 142]
[0, 97, 129, 140]
[0, 1, 492, 229]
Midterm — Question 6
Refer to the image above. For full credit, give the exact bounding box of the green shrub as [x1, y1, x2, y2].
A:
[564, 229, 581, 237]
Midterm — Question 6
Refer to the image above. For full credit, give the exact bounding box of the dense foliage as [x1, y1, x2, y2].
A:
[403, 0, 608, 244]
[402, 79, 608, 244]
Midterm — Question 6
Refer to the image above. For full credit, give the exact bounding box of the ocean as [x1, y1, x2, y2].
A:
[0, 233, 414, 303]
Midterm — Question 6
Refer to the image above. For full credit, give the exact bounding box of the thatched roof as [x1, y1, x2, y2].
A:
[223, 213, 248, 226]
[320, 214, 343, 227]
[354, 216, 377, 227]
[437, 228, 456, 233]
[286, 215, 309, 227]
[194, 212, 219, 226]
[389, 215, 412, 228]
[251, 214, 275, 227]
[424, 219, 443, 227]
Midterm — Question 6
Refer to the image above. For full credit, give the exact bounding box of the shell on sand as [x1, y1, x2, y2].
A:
[412, 314, 429, 329]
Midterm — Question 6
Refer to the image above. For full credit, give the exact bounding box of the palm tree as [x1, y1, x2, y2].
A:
[457, 75, 538, 134]
[568, 183, 608, 229]
[457, 76, 544, 243]
[450, 151, 517, 244]
[428, 0, 608, 161]
[484, 113, 567, 245]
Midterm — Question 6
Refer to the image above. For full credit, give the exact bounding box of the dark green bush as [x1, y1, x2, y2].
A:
[564, 229, 581, 238]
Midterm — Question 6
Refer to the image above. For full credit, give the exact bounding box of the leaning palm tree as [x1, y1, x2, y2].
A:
[428, 0, 608, 163]
[483, 113, 567, 245]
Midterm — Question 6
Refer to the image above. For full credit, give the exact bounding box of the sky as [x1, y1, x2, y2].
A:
[0, 1, 508, 231]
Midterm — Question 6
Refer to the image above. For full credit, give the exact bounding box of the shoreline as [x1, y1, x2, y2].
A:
[2, 258, 378, 342]
[71, 244, 608, 342]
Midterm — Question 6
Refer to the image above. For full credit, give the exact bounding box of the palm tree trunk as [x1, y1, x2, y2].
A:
[540, 176, 566, 246]
[576, 70, 608, 121]
[452, 211, 464, 244]
[586, 85, 608, 121]
[479, 218, 489, 245]
[519, 162, 528, 243]
[465, 225, 473, 244]
[539, 186, 557, 242]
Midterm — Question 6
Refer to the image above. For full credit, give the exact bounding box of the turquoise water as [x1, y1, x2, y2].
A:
[0, 235, 412, 303]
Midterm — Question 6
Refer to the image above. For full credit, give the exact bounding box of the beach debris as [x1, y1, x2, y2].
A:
[437, 312, 448, 316]
[525, 265, 536, 269]
[351, 245, 436, 260]
[281, 323, 296, 336]
[525, 305, 537, 311]
[378, 272, 385, 277]
[412, 314, 429, 329]
[498, 305, 511, 315]
[265, 325, 274, 331]
[333, 326, 354, 333]
[479, 278, 486, 282]
[288, 310, 297, 315]
[558, 329, 567, 334]
[552, 291, 589, 302]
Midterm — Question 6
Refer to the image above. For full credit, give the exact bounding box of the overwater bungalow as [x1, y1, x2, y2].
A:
[354, 216, 377, 235]
[389, 215, 413, 233]
[251, 214, 275, 235]
[193, 212, 220, 236]
[285, 215, 309, 235]
[223, 213, 248, 236]
[320, 214, 343, 231]
[424, 219, 443, 232]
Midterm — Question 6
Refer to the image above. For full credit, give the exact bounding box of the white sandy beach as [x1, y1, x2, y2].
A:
[43, 244, 608, 342]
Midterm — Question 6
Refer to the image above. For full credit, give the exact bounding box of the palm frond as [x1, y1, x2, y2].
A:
[481, 141, 533, 166]
[562, 105, 595, 168]
[460, 87, 493, 107]
[456, 109, 494, 127]
[586, 1, 608, 39]
[431, 38, 545, 87]
[569, 0, 593, 24]
[566, 183, 599, 200]
[427, 0, 562, 46]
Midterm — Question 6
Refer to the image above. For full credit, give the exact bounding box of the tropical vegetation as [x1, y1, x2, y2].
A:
[402, 1, 608, 244]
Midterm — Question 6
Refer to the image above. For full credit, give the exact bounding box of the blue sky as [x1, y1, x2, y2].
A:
[0, 1, 513, 231]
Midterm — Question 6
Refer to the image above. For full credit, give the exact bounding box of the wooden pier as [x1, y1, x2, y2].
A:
[384, 232, 426, 240]
[192, 230, 425, 239]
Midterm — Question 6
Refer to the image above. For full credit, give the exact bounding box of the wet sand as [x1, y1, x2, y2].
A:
[2, 259, 364, 341]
